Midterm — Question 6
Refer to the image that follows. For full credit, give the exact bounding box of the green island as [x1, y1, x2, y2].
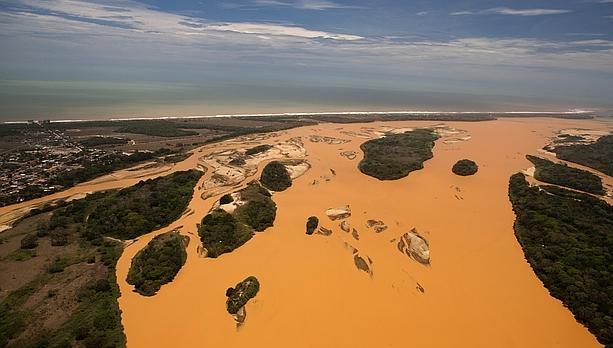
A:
[260, 161, 292, 192]
[451, 159, 478, 176]
[508, 173, 612, 346]
[551, 134, 613, 176]
[198, 183, 277, 258]
[526, 155, 605, 195]
[126, 231, 188, 296]
[85, 170, 202, 240]
[358, 129, 439, 180]
[226, 276, 260, 315]
[0, 171, 202, 348]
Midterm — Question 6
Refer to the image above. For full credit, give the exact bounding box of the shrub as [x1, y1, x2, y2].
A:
[452, 159, 478, 176]
[20, 234, 38, 249]
[50, 229, 69, 246]
[219, 194, 233, 205]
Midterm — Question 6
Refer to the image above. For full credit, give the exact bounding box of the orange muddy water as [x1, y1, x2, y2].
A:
[3, 117, 611, 347]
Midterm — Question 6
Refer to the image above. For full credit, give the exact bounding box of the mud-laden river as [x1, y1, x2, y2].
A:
[2, 117, 611, 347]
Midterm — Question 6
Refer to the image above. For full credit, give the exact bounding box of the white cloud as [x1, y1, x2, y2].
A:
[250, 0, 362, 10]
[416, 11, 428, 16]
[205, 22, 363, 40]
[1, 0, 612, 76]
[451, 7, 572, 16]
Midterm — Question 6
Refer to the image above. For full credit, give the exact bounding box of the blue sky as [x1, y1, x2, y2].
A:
[1, 0, 612, 120]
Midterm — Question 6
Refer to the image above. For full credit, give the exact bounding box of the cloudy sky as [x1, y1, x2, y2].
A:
[1, 0, 612, 120]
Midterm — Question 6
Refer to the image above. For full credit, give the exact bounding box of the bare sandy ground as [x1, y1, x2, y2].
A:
[2, 117, 611, 347]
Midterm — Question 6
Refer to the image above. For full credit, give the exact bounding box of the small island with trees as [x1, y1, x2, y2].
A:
[306, 216, 319, 235]
[451, 159, 478, 176]
[260, 161, 292, 191]
[526, 155, 604, 195]
[126, 231, 189, 296]
[358, 129, 439, 180]
[226, 276, 260, 322]
[198, 183, 277, 257]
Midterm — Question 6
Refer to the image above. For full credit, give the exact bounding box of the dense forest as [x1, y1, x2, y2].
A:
[78, 136, 130, 147]
[126, 231, 188, 296]
[451, 159, 478, 176]
[85, 170, 202, 240]
[551, 134, 613, 176]
[359, 129, 439, 180]
[199, 183, 276, 257]
[508, 173, 613, 346]
[526, 155, 605, 195]
[260, 161, 292, 192]
[226, 276, 260, 315]
[116, 120, 198, 137]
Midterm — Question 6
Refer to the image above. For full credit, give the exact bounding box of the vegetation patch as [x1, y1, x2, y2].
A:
[526, 155, 604, 195]
[127, 231, 188, 296]
[260, 161, 292, 192]
[226, 276, 260, 315]
[116, 120, 198, 137]
[551, 134, 613, 176]
[508, 173, 613, 346]
[219, 194, 233, 205]
[199, 183, 276, 258]
[245, 144, 272, 156]
[78, 136, 129, 147]
[358, 129, 439, 180]
[85, 170, 202, 240]
[306, 216, 319, 235]
[451, 159, 478, 176]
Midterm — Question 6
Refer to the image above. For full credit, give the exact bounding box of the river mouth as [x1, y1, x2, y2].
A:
[4, 117, 609, 347]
